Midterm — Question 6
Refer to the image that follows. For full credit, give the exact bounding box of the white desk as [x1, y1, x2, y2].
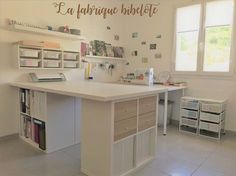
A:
[153, 85, 186, 135]
[11, 80, 168, 176]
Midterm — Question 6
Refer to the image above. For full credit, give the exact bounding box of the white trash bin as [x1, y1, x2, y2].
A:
[158, 100, 173, 126]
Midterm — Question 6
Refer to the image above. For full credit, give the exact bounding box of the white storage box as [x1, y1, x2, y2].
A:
[201, 102, 225, 114]
[181, 100, 199, 110]
[20, 59, 40, 67]
[200, 111, 225, 123]
[20, 48, 39, 58]
[44, 60, 60, 68]
[64, 61, 78, 68]
[44, 50, 60, 59]
[199, 121, 221, 133]
[180, 117, 198, 128]
[64, 52, 78, 60]
[181, 109, 198, 119]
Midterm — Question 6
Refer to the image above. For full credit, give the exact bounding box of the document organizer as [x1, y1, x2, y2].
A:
[29, 73, 66, 82]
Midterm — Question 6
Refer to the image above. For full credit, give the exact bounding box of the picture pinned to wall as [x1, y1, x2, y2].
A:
[141, 41, 147, 45]
[107, 26, 111, 30]
[150, 44, 157, 50]
[142, 57, 149, 63]
[114, 34, 119, 41]
[131, 50, 138, 56]
[156, 34, 162, 39]
[154, 53, 162, 59]
[132, 32, 138, 38]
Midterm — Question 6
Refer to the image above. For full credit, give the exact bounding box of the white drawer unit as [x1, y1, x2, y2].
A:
[179, 96, 227, 139]
[180, 109, 198, 119]
[200, 111, 225, 123]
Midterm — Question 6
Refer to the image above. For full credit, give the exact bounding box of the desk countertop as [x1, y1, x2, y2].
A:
[10, 81, 171, 102]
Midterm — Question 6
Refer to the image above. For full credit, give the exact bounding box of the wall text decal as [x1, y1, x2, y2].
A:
[53, 2, 160, 19]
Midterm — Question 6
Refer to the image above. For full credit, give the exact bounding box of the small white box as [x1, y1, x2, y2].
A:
[44, 51, 60, 59]
[20, 59, 39, 67]
[20, 48, 39, 58]
[64, 53, 78, 60]
[180, 118, 198, 128]
[181, 100, 199, 110]
[201, 102, 225, 114]
[199, 121, 220, 133]
[200, 111, 224, 123]
[44, 61, 60, 68]
[64, 61, 78, 68]
[181, 109, 198, 119]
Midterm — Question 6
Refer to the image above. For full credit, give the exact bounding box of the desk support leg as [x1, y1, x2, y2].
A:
[163, 91, 168, 135]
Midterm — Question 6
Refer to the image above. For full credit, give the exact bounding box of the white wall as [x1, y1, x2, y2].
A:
[0, 0, 125, 137]
[123, 0, 236, 131]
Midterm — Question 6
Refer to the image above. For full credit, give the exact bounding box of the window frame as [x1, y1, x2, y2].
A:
[171, 0, 236, 77]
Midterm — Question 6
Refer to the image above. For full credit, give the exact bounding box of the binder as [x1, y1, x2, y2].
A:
[39, 123, 46, 150]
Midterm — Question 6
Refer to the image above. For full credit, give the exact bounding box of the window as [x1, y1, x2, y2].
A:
[174, 0, 235, 74]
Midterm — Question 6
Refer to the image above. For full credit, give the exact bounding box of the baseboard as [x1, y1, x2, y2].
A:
[0, 133, 18, 141]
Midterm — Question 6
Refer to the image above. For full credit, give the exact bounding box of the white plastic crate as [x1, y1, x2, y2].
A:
[180, 109, 198, 119]
[44, 50, 60, 59]
[181, 100, 199, 110]
[180, 117, 198, 128]
[201, 102, 225, 114]
[200, 111, 225, 123]
[20, 48, 39, 58]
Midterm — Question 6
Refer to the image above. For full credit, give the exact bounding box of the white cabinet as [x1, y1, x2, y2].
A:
[81, 95, 158, 176]
[19, 89, 80, 153]
[14, 45, 80, 69]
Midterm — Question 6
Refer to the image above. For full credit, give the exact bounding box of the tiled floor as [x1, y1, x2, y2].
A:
[0, 126, 236, 176]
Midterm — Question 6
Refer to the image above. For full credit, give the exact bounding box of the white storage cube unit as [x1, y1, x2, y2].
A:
[113, 137, 135, 176]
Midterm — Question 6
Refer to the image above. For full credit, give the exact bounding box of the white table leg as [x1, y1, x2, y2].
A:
[163, 91, 168, 135]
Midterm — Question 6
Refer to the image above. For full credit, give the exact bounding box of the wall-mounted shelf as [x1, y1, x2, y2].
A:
[8, 24, 86, 40]
[84, 55, 126, 61]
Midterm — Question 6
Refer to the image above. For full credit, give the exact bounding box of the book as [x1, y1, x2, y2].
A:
[39, 122, 46, 150]
[105, 43, 114, 57]
[113, 47, 124, 58]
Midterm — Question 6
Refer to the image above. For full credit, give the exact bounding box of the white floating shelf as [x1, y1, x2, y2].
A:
[84, 55, 126, 61]
[8, 24, 86, 40]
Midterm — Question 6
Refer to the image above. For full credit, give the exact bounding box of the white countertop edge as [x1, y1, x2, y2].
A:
[10, 82, 168, 102]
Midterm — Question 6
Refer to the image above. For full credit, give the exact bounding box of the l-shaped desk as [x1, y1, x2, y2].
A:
[11, 81, 186, 176]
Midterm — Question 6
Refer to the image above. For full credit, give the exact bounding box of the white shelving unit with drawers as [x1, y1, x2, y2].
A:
[179, 96, 227, 139]
[14, 44, 80, 69]
[179, 97, 200, 134]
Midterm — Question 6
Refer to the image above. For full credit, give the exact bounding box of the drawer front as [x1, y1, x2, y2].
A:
[44, 51, 60, 59]
[20, 48, 39, 58]
[114, 117, 137, 141]
[138, 112, 156, 132]
[200, 112, 224, 123]
[181, 109, 198, 119]
[180, 117, 198, 128]
[181, 100, 199, 110]
[115, 100, 137, 122]
[201, 102, 225, 114]
[199, 121, 220, 133]
[139, 96, 156, 114]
